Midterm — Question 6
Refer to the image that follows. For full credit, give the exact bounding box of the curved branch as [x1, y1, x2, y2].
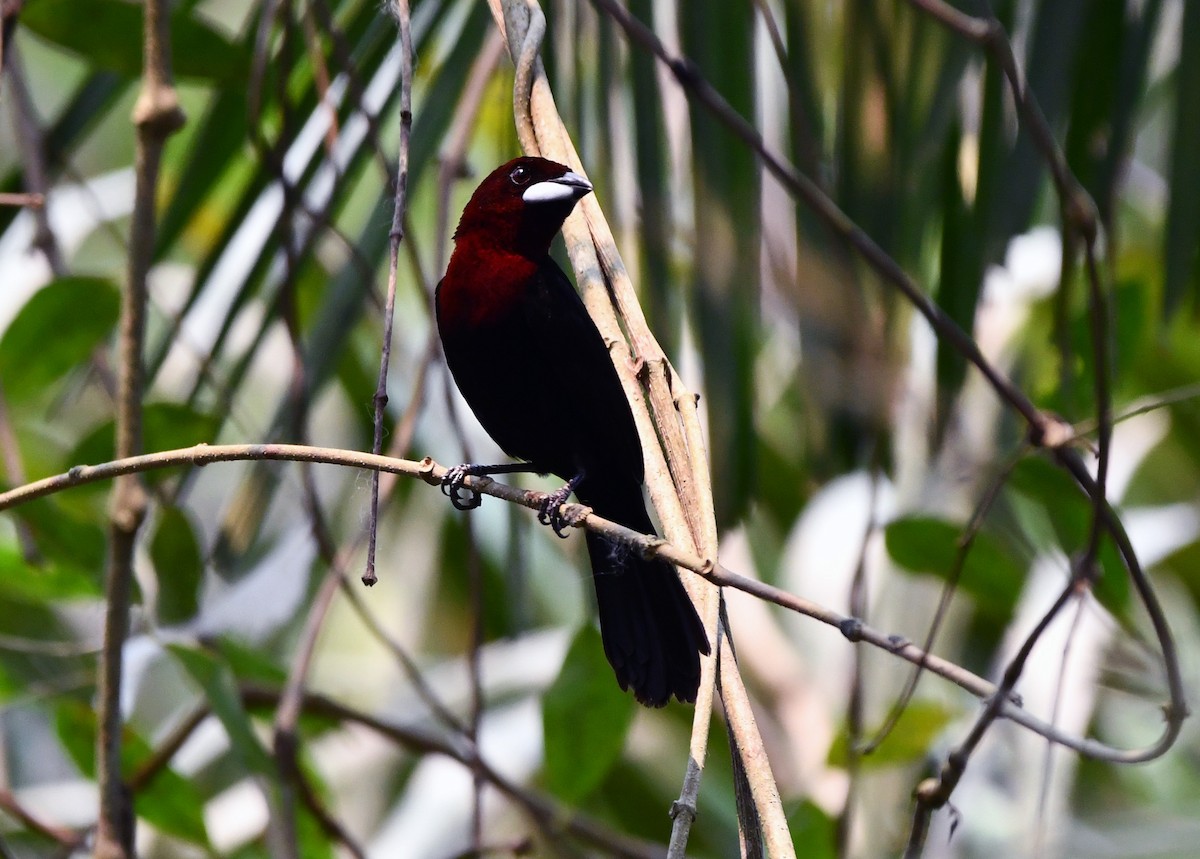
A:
[0, 443, 1178, 766]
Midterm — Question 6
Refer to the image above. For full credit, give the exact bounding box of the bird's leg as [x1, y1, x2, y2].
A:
[441, 462, 539, 511]
[537, 471, 586, 539]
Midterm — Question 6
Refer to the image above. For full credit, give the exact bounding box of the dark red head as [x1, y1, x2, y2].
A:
[453, 156, 593, 260]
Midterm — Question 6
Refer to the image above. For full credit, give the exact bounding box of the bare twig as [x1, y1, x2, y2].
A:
[839, 463, 881, 858]
[363, 0, 414, 587]
[0, 444, 1176, 765]
[128, 706, 209, 793]
[901, 2, 1185, 845]
[0, 191, 42, 207]
[5, 52, 66, 273]
[905, 580, 1079, 859]
[860, 447, 1025, 755]
[1033, 596, 1088, 858]
[93, 0, 185, 854]
[487, 3, 738, 853]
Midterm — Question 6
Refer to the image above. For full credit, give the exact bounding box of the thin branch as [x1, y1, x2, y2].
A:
[1071, 381, 1200, 437]
[838, 461, 881, 858]
[0, 443, 1178, 765]
[904, 1, 1185, 841]
[131, 682, 638, 858]
[0, 788, 82, 850]
[1033, 596, 1088, 858]
[128, 707, 209, 793]
[859, 446, 1025, 755]
[905, 580, 1079, 859]
[0, 191, 43, 207]
[240, 685, 665, 859]
[94, 0, 185, 854]
[363, 0, 414, 587]
[5, 51, 66, 273]
[488, 3, 734, 853]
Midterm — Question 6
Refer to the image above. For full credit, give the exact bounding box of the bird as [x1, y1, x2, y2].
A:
[435, 156, 710, 706]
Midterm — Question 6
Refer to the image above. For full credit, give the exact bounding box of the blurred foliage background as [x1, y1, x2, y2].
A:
[1, 0, 1200, 856]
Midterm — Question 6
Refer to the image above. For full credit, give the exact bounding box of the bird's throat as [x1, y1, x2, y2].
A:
[438, 246, 541, 331]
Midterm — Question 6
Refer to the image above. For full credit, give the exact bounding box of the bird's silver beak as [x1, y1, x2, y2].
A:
[522, 170, 593, 204]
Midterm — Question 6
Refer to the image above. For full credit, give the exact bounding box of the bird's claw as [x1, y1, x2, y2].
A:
[441, 464, 482, 511]
[537, 474, 584, 538]
[537, 498, 571, 538]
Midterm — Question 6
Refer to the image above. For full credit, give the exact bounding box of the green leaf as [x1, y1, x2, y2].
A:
[681, 0, 760, 526]
[1163, 0, 1200, 316]
[0, 589, 69, 641]
[54, 699, 97, 776]
[827, 700, 954, 768]
[1006, 458, 1132, 619]
[542, 625, 636, 803]
[213, 638, 289, 687]
[0, 277, 119, 403]
[20, 0, 244, 82]
[0, 544, 103, 601]
[885, 515, 1027, 617]
[786, 800, 836, 859]
[1157, 539, 1200, 612]
[54, 700, 211, 845]
[295, 774, 336, 859]
[168, 645, 273, 775]
[12, 496, 108, 575]
[152, 507, 204, 625]
[67, 402, 219, 466]
[1007, 458, 1086, 537]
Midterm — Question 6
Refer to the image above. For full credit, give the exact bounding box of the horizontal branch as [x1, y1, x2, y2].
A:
[0, 442, 1176, 763]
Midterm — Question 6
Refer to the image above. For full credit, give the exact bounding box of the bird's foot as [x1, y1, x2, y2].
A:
[440, 464, 485, 510]
[537, 472, 585, 538]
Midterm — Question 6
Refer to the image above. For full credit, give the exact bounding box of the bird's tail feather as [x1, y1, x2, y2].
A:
[580, 480, 710, 706]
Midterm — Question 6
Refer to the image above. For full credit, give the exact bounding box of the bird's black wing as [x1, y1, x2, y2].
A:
[521, 257, 645, 485]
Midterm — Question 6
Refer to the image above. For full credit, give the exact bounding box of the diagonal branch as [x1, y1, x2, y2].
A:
[486, 2, 755, 854]
[588, 0, 1050, 437]
[0, 443, 1178, 766]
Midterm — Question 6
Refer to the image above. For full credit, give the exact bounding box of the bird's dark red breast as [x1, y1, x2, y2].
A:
[435, 156, 710, 706]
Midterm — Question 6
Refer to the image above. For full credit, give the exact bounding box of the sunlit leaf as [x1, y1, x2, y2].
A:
[20, 0, 244, 82]
[0, 545, 103, 601]
[827, 700, 954, 768]
[885, 515, 1027, 617]
[0, 277, 119, 403]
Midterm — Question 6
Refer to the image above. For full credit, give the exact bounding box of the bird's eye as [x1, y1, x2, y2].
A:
[509, 165, 530, 185]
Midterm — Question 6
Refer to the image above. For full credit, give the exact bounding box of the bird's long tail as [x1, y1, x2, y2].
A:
[579, 479, 710, 706]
